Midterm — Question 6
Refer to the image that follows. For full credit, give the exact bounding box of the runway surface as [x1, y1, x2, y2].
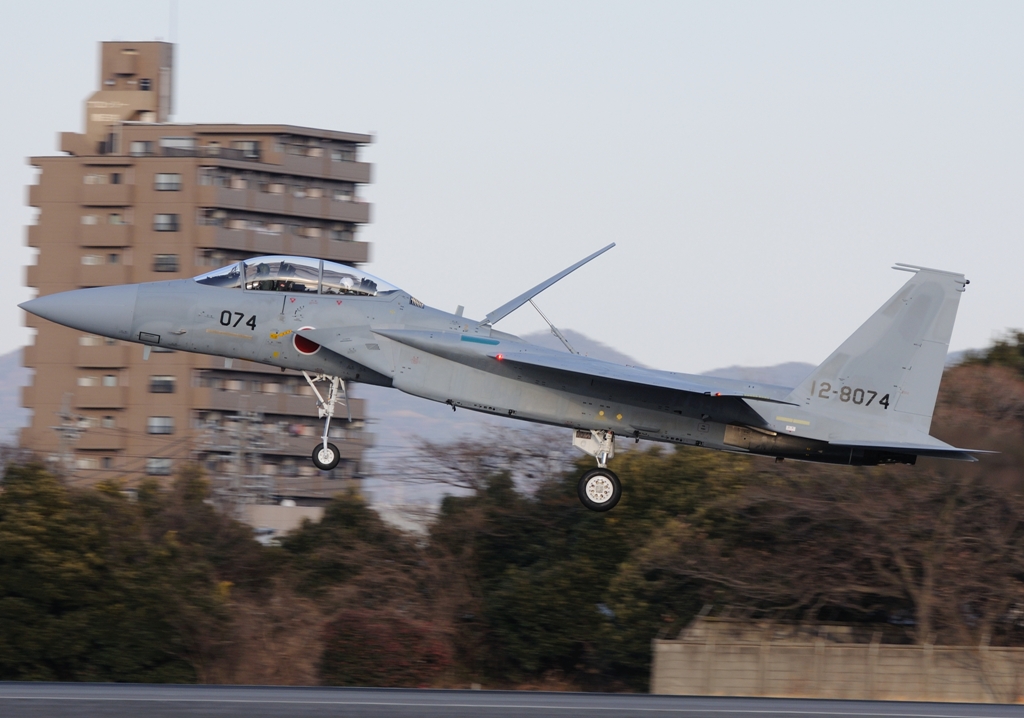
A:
[3, 684, 1024, 718]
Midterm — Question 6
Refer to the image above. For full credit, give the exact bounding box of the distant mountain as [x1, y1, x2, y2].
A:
[0, 349, 29, 444]
[700, 362, 814, 388]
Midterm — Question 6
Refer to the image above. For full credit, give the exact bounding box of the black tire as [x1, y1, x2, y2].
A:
[577, 468, 622, 512]
[311, 442, 341, 470]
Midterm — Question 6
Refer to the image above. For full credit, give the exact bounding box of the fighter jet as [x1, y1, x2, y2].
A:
[20, 245, 988, 511]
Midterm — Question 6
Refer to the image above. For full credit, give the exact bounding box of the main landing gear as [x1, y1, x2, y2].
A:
[304, 372, 349, 471]
[572, 429, 622, 512]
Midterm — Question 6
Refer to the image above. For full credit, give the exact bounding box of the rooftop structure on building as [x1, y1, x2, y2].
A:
[22, 41, 374, 506]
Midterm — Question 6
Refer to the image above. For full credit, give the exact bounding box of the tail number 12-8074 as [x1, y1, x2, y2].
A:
[811, 381, 890, 409]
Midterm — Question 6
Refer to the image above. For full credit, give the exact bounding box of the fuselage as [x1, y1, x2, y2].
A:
[23, 274, 906, 467]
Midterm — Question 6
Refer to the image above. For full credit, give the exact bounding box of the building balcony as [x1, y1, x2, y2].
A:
[252, 191, 287, 213]
[79, 223, 131, 247]
[77, 263, 129, 287]
[197, 186, 370, 222]
[26, 224, 40, 248]
[80, 184, 132, 206]
[27, 184, 41, 208]
[25, 264, 39, 288]
[260, 434, 366, 459]
[74, 386, 127, 409]
[23, 343, 37, 368]
[195, 226, 369, 263]
[196, 186, 249, 210]
[327, 200, 371, 223]
[76, 344, 128, 368]
[60, 132, 93, 156]
[329, 160, 372, 184]
[77, 430, 126, 451]
[282, 154, 327, 177]
[323, 240, 370, 264]
[193, 387, 365, 420]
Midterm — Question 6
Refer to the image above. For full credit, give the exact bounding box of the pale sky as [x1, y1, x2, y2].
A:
[1, 1, 1022, 374]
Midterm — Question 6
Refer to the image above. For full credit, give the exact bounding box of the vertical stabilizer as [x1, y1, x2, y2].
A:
[786, 265, 968, 435]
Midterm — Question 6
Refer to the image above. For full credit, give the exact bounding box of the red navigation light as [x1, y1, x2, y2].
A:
[495, 354, 504, 361]
[715, 392, 721, 396]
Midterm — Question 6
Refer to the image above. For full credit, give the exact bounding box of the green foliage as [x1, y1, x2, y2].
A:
[962, 330, 1024, 374]
[0, 464, 262, 682]
[8, 352, 1023, 691]
[319, 608, 452, 686]
[280, 489, 412, 596]
[427, 446, 750, 687]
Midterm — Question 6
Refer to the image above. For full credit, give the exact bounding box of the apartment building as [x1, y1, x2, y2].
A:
[22, 41, 374, 502]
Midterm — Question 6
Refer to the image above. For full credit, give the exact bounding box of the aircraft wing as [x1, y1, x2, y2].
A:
[363, 328, 795, 428]
[489, 348, 795, 405]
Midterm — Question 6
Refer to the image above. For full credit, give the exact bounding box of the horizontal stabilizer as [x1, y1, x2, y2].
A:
[829, 439, 995, 462]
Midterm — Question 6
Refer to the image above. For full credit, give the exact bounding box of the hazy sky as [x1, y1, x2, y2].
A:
[1, 1, 1022, 373]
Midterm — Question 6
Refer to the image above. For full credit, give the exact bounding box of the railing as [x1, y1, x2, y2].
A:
[159, 146, 263, 162]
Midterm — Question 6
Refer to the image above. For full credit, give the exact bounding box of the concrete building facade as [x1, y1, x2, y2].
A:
[22, 41, 374, 505]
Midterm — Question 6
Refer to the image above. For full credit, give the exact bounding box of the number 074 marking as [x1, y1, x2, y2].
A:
[219, 310, 257, 331]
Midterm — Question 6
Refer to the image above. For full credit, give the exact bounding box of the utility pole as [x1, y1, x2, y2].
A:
[200, 406, 277, 519]
[50, 392, 87, 479]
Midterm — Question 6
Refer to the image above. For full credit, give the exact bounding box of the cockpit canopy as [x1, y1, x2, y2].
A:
[193, 256, 402, 297]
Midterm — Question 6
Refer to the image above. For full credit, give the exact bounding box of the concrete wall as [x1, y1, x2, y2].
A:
[652, 620, 1024, 703]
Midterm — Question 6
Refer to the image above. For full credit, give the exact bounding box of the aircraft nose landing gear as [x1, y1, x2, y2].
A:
[572, 429, 622, 511]
[303, 371, 348, 471]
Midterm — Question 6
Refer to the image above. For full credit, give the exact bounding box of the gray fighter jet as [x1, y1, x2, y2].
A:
[20, 245, 988, 511]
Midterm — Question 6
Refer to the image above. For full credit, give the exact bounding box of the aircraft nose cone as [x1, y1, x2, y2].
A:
[20, 285, 138, 340]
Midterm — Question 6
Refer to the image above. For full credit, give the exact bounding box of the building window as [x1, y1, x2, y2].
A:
[329, 226, 354, 241]
[331, 146, 356, 162]
[108, 213, 124, 225]
[147, 416, 174, 435]
[81, 215, 98, 225]
[154, 173, 182, 191]
[139, 78, 151, 91]
[146, 458, 173, 476]
[102, 374, 117, 387]
[77, 376, 98, 387]
[79, 335, 100, 346]
[107, 253, 120, 264]
[130, 141, 153, 157]
[110, 173, 122, 185]
[232, 140, 260, 159]
[153, 214, 179, 232]
[76, 457, 100, 470]
[158, 137, 194, 149]
[101, 416, 116, 429]
[83, 173, 106, 185]
[153, 254, 179, 272]
[81, 254, 103, 266]
[149, 375, 176, 393]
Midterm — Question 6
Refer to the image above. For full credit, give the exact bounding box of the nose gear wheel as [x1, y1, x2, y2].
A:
[578, 468, 621, 512]
[312, 442, 341, 471]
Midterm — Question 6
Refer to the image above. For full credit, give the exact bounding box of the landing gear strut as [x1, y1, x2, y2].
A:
[572, 429, 622, 511]
[304, 372, 349, 471]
